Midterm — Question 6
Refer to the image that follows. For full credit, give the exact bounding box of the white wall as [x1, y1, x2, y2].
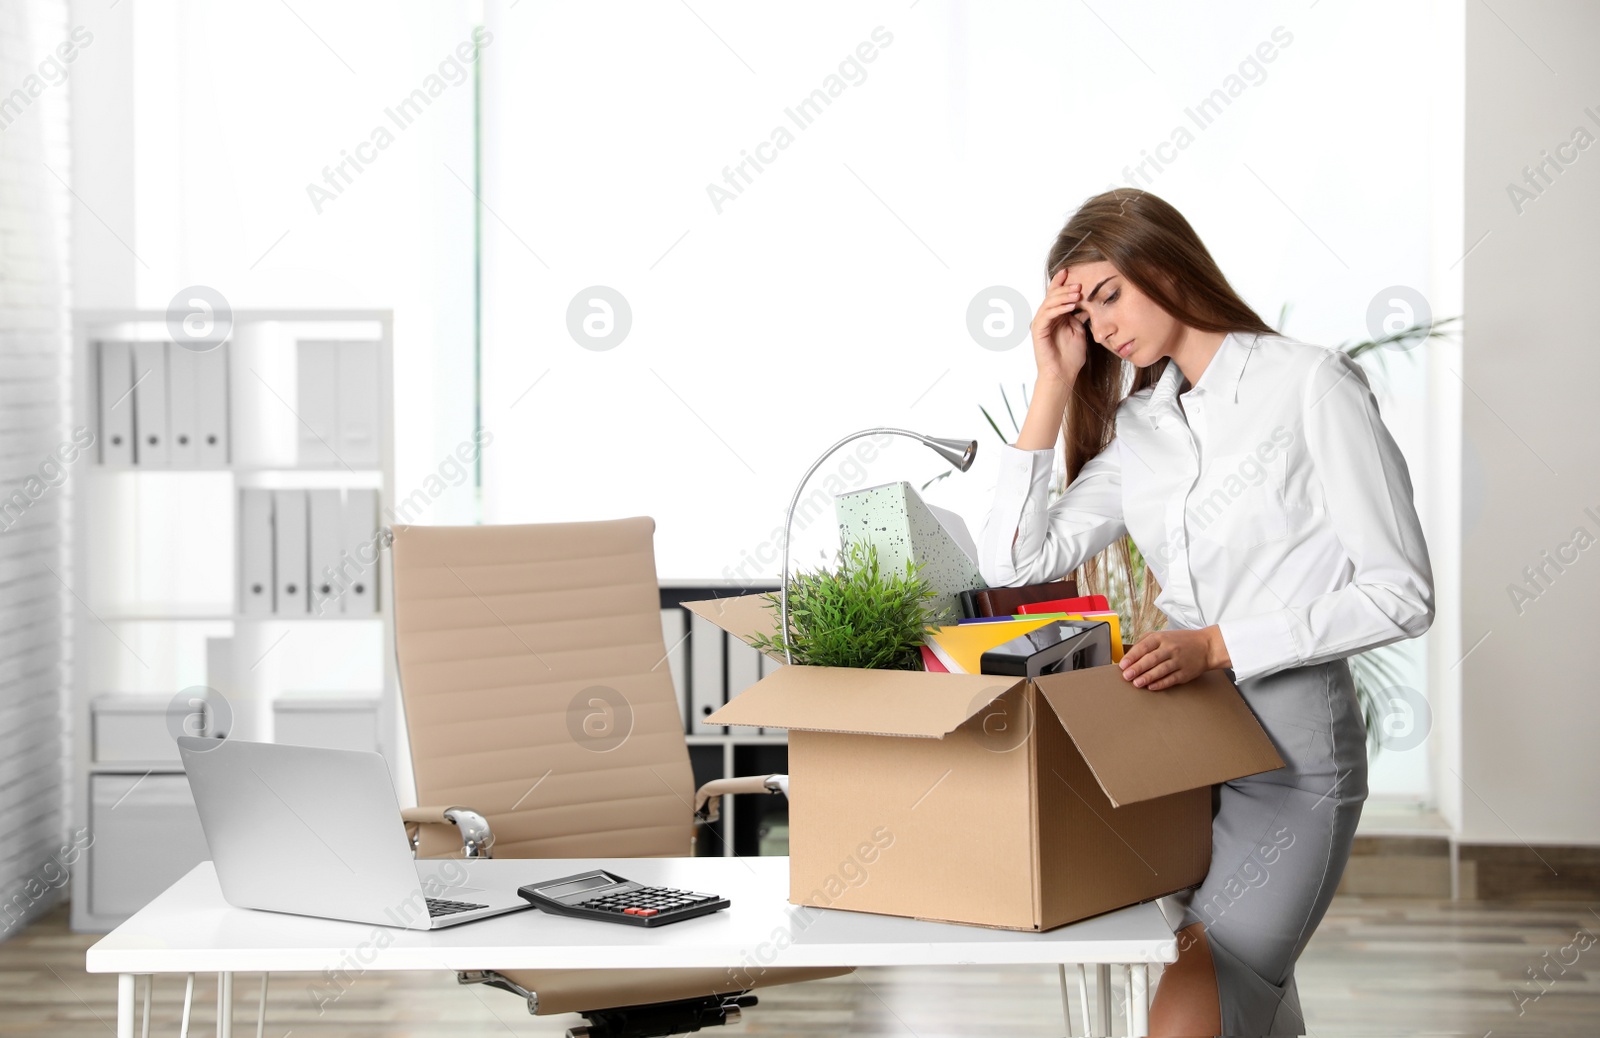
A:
[66, 0, 480, 520]
[50, 1, 1504, 813]
[1459, 1, 1600, 845]
[477, 0, 1455, 799]
[1425, 0, 1466, 839]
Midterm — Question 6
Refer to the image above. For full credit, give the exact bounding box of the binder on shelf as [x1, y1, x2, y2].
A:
[238, 488, 275, 615]
[205, 637, 233, 711]
[97, 341, 134, 466]
[131, 342, 170, 467]
[166, 345, 200, 468]
[307, 489, 343, 616]
[194, 343, 230, 466]
[660, 608, 689, 733]
[296, 341, 340, 468]
[341, 488, 378, 615]
[689, 611, 727, 735]
[273, 489, 308, 615]
[337, 341, 381, 466]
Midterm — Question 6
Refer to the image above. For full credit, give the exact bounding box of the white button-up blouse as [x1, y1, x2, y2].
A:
[976, 331, 1435, 684]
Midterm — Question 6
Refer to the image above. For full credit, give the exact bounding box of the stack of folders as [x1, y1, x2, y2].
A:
[97, 341, 230, 466]
[238, 488, 380, 616]
[295, 341, 382, 467]
[922, 594, 1125, 674]
[957, 580, 1077, 620]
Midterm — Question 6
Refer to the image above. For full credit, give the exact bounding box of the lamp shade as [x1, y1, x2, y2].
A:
[922, 436, 978, 472]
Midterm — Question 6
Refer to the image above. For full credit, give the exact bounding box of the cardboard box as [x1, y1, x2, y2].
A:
[685, 593, 1285, 932]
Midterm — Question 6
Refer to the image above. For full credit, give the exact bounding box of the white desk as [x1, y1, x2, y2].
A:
[87, 856, 1176, 1037]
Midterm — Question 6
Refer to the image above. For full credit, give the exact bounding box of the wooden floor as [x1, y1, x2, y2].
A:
[3, 896, 1597, 1036]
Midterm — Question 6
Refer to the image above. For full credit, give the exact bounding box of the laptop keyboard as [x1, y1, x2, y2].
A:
[427, 897, 489, 917]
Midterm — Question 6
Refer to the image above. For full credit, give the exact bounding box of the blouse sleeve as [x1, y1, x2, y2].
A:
[977, 439, 1128, 588]
[1215, 349, 1435, 682]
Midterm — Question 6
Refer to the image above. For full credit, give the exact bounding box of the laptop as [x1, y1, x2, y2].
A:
[177, 736, 531, 929]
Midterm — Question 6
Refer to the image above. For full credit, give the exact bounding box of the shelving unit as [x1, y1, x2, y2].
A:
[66, 316, 783, 926]
[660, 581, 790, 859]
[68, 310, 396, 932]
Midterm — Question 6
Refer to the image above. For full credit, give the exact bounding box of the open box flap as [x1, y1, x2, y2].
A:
[706, 662, 1027, 738]
[684, 593, 786, 664]
[1035, 665, 1286, 807]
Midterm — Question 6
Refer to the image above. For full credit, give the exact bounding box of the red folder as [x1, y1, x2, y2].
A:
[1017, 594, 1109, 615]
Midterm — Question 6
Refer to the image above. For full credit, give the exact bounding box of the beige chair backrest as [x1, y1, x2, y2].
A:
[389, 517, 697, 859]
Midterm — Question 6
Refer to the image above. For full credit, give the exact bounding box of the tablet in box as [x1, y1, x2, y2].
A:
[979, 618, 1112, 677]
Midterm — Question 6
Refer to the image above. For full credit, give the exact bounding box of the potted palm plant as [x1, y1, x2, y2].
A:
[748, 538, 960, 671]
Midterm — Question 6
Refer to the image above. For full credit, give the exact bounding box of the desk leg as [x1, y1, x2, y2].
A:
[117, 974, 135, 1038]
[1074, 965, 1092, 1037]
[181, 973, 195, 1038]
[1057, 965, 1073, 1037]
[1137, 963, 1151, 1036]
[1125, 963, 1148, 1036]
[1094, 964, 1112, 1036]
[216, 972, 234, 1038]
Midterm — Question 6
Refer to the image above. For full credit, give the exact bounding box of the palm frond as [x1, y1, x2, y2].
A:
[978, 404, 1009, 444]
[1000, 384, 1019, 434]
[1349, 643, 1413, 755]
[1341, 314, 1461, 364]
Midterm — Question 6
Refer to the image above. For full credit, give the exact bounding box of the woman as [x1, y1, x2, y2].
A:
[977, 189, 1434, 1037]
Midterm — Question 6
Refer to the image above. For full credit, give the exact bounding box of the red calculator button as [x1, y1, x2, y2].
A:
[638, 909, 658, 917]
[623, 908, 641, 915]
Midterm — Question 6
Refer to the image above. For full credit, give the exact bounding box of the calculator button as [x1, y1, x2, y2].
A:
[638, 909, 658, 917]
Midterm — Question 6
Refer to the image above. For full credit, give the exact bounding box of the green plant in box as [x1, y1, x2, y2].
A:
[748, 538, 959, 671]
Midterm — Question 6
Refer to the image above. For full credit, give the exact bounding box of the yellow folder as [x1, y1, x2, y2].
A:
[925, 617, 1060, 675]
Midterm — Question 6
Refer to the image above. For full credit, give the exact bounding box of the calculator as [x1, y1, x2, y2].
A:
[518, 869, 730, 927]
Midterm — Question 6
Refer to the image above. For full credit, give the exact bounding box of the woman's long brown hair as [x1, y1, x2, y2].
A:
[1042, 188, 1277, 636]
[1045, 188, 1277, 481]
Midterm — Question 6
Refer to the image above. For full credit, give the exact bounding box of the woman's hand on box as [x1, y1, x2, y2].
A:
[1118, 627, 1229, 691]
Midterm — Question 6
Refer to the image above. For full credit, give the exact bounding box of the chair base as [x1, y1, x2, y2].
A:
[458, 971, 756, 1038]
[567, 993, 756, 1038]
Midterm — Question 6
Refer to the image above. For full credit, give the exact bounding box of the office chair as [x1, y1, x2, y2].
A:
[385, 517, 855, 1038]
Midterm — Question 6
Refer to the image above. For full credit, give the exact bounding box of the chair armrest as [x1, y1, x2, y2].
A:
[401, 805, 495, 858]
[693, 774, 787, 825]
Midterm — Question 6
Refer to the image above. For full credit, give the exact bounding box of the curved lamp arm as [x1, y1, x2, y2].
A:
[780, 428, 977, 665]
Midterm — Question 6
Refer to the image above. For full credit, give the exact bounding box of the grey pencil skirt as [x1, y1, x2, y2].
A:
[1159, 656, 1369, 1037]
